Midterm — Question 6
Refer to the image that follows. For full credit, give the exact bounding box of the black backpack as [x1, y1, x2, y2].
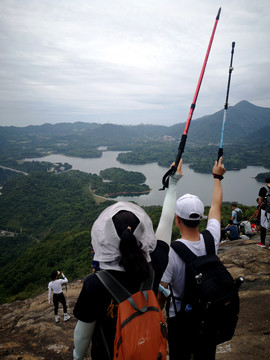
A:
[171, 230, 243, 345]
[234, 208, 243, 223]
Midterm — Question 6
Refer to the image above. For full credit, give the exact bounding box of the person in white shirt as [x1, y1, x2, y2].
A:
[158, 157, 226, 360]
[48, 270, 70, 323]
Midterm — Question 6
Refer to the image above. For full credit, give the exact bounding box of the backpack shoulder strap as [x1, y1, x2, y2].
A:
[171, 230, 216, 264]
[202, 229, 216, 255]
[140, 264, 155, 291]
[96, 270, 131, 304]
[96, 264, 155, 303]
[171, 241, 197, 265]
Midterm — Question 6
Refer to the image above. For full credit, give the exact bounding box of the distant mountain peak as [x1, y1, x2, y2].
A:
[233, 100, 262, 109]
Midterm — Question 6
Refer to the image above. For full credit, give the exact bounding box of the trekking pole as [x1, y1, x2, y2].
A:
[248, 210, 258, 222]
[64, 283, 69, 309]
[248, 201, 263, 222]
[161, 7, 221, 189]
[217, 42, 235, 161]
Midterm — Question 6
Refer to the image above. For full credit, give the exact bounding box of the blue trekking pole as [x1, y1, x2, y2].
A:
[217, 42, 235, 160]
[161, 8, 221, 189]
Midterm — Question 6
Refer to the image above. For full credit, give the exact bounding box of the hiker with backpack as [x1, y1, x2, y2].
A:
[231, 203, 243, 232]
[257, 177, 270, 249]
[73, 160, 183, 360]
[48, 270, 70, 323]
[158, 157, 241, 360]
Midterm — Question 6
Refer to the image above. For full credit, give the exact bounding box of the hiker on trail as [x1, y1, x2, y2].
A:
[73, 160, 183, 360]
[157, 157, 226, 360]
[257, 177, 270, 248]
[231, 203, 243, 231]
[225, 220, 240, 240]
[48, 270, 70, 323]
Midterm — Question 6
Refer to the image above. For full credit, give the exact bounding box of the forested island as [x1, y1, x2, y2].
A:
[99, 167, 150, 196]
[255, 171, 270, 182]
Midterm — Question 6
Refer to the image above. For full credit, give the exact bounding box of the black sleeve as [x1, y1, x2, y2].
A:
[73, 273, 106, 323]
[150, 240, 169, 294]
[259, 187, 267, 197]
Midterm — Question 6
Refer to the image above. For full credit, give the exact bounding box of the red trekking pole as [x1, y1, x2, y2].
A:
[161, 7, 221, 189]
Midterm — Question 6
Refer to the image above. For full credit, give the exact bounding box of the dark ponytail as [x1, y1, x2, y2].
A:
[113, 210, 150, 281]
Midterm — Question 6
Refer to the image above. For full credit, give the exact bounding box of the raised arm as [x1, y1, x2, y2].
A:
[208, 157, 226, 222]
[61, 272, 68, 284]
[155, 159, 183, 246]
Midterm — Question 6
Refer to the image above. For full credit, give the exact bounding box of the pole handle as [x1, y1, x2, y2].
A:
[216, 7, 221, 19]
[160, 135, 187, 190]
[217, 147, 223, 161]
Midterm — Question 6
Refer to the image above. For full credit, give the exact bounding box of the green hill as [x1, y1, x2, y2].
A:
[0, 100, 268, 305]
[167, 101, 270, 144]
[0, 166, 257, 304]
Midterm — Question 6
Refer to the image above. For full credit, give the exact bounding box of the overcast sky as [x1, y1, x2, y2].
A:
[0, 0, 269, 127]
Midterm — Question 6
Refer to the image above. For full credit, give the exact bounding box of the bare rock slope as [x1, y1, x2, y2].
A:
[0, 235, 270, 360]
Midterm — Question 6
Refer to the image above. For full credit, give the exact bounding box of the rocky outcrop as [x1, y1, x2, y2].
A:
[216, 236, 270, 360]
[0, 235, 269, 359]
[0, 279, 85, 360]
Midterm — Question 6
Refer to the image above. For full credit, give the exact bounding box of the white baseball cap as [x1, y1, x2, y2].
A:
[91, 201, 157, 263]
[175, 194, 204, 220]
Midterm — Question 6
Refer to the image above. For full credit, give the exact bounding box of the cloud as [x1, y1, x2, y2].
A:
[0, 0, 270, 126]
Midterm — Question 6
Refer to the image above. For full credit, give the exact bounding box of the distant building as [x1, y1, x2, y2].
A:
[163, 135, 175, 142]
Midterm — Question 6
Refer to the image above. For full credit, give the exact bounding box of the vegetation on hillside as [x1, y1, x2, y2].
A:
[0, 165, 257, 304]
[117, 142, 270, 172]
[0, 102, 267, 304]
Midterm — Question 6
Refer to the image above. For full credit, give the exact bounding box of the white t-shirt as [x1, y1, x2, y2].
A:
[48, 274, 68, 301]
[161, 218, 220, 317]
[261, 209, 270, 229]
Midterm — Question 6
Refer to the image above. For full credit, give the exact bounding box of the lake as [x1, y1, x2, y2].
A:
[25, 151, 268, 207]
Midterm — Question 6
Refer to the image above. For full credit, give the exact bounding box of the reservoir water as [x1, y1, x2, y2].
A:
[25, 152, 268, 207]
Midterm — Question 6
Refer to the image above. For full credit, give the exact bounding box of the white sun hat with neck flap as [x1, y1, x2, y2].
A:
[91, 201, 157, 267]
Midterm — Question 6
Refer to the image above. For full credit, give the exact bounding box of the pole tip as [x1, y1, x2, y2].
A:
[216, 7, 221, 20]
[232, 41, 236, 48]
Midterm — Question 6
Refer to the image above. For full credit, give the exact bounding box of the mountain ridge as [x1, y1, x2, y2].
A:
[1, 101, 269, 145]
[167, 100, 270, 143]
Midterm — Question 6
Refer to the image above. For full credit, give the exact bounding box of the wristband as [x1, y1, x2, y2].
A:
[213, 173, 223, 180]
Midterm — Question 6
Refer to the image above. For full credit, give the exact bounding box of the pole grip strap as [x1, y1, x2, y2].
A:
[160, 135, 187, 190]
